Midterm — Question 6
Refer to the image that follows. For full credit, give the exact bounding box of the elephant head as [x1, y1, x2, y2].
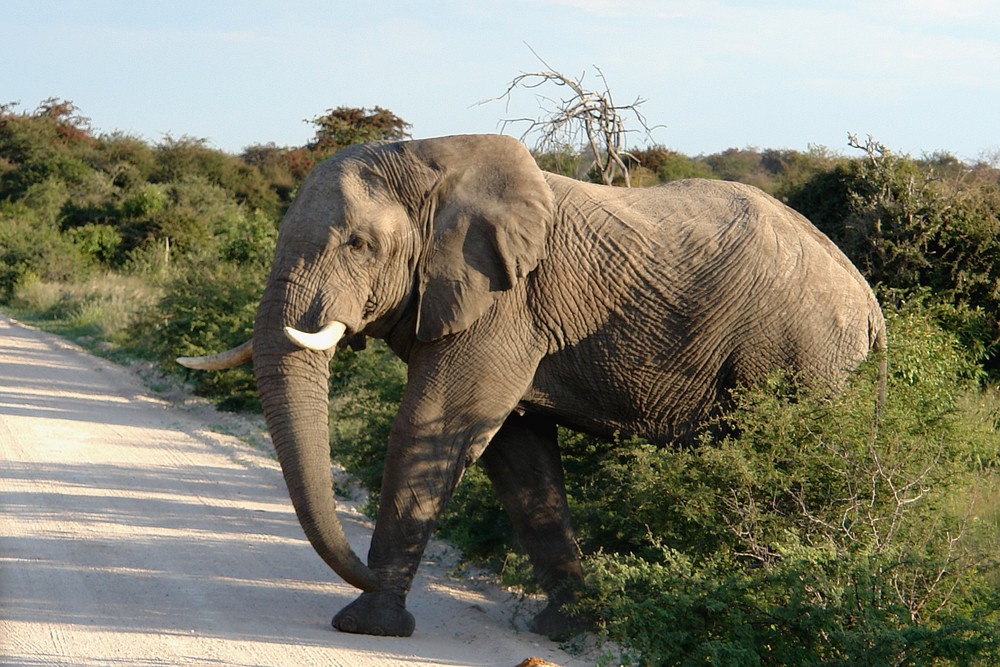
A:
[181, 135, 553, 599]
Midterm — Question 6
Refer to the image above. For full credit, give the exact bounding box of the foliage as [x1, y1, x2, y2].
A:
[328, 340, 407, 500]
[152, 135, 280, 215]
[307, 106, 411, 161]
[0, 98, 416, 410]
[0, 202, 91, 298]
[240, 142, 313, 205]
[3, 98, 999, 665]
[531, 144, 590, 180]
[625, 146, 717, 184]
[128, 203, 276, 410]
[0, 98, 97, 200]
[320, 307, 1000, 665]
[0, 100, 274, 288]
[582, 548, 999, 667]
[135, 258, 267, 411]
[566, 308, 999, 665]
[789, 135, 1000, 375]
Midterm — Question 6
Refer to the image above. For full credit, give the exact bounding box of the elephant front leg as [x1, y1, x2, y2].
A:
[332, 589, 414, 636]
[333, 341, 539, 637]
[331, 420, 471, 637]
[331, 420, 469, 637]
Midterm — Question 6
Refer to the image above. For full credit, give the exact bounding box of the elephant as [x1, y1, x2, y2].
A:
[177, 134, 886, 638]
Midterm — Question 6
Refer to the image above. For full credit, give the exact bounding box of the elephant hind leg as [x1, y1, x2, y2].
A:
[479, 412, 586, 638]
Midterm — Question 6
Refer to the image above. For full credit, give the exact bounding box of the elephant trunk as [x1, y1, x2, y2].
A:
[253, 299, 379, 593]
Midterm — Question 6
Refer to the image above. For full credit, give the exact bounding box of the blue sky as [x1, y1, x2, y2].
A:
[4, 1, 998, 161]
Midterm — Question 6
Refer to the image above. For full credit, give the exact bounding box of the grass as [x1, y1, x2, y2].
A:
[6, 273, 162, 356]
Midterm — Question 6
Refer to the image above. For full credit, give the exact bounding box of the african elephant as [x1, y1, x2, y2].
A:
[178, 134, 885, 638]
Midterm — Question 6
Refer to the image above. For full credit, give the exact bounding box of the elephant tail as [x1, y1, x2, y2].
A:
[868, 310, 888, 450]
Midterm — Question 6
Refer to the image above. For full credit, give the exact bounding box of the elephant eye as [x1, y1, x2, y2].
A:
[347, 234, 369, 252]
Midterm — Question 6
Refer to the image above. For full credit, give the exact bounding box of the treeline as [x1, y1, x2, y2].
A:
[2, 100, 998, 664]
[0, 99, 409, 295]
[3, 99, 996, 375]
[0, 99, 410, 407]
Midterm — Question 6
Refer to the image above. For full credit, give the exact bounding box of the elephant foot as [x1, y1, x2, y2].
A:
[528, 601, 587, 640]
[333, 591, 415, 637]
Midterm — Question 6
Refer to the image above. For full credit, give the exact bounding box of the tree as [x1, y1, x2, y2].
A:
[0, 98, 96, 200]
[627, 146, 716, 184]
[33, 98, 94, 144]
[787, 134, 1000, 375]
[307, 106, 411, 160]
[487, 47, 657, 187]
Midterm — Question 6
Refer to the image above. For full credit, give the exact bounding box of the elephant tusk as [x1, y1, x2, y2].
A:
[284, 321, 347, 352]
[176, 339, 253, 370]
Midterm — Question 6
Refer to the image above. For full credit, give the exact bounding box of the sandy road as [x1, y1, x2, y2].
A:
[0, 316, 592, 667]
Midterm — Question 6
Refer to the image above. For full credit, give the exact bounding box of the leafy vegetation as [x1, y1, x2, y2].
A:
[2, 99, 997, 665]
[569, 309, 998, 665]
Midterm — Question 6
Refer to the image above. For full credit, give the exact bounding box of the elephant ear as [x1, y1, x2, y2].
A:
[411, 135, 553, 342]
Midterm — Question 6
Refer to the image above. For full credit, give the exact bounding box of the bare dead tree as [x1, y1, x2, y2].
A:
[483, 46, 658, 187]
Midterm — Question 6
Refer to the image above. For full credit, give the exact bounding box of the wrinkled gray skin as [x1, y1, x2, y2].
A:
[247, 134, 885, 638]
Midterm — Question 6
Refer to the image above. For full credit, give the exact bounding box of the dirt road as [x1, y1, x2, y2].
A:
[0, 316, 593, 667]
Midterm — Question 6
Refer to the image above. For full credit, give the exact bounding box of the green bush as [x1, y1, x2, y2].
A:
[136, 259, 266, 410]
[626, 147, 717, 183]
[0, 99, 99, 201]
[328, 341, 407, 500]
[581, 547, 999, 667]
[152, 135, 280, 215]
[788, 136, 1000, 376]
[96, 131, 156, 188]
[307, 106, 411, 161]
[0, 204, 92, 298]
[567, 307, 999, 666]
[66, 223, 123, 266]
[533, 145, 589, 180]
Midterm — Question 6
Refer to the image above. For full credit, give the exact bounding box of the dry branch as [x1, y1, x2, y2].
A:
[482, 46, 659, 186]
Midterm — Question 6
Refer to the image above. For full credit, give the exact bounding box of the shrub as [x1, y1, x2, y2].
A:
[66, 223, 123, 266]
[0, 99, 98, 200]
[307, 106, 411, 161]
[632, 146, 717, 183]
[241, 142, 314, 206]
[137, 259, 266, 410]
[0, 203, 92, 298]
[582, 547, 999, 667]
[533, 145, 590, 180]
[569, 307, 999, 665]
[788, 136, 1000, 376]
[96, 131, 156, 187]
[323, 304, 999, 665]
[146, 177, 247, 256]
[328, 341, 407, 500]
